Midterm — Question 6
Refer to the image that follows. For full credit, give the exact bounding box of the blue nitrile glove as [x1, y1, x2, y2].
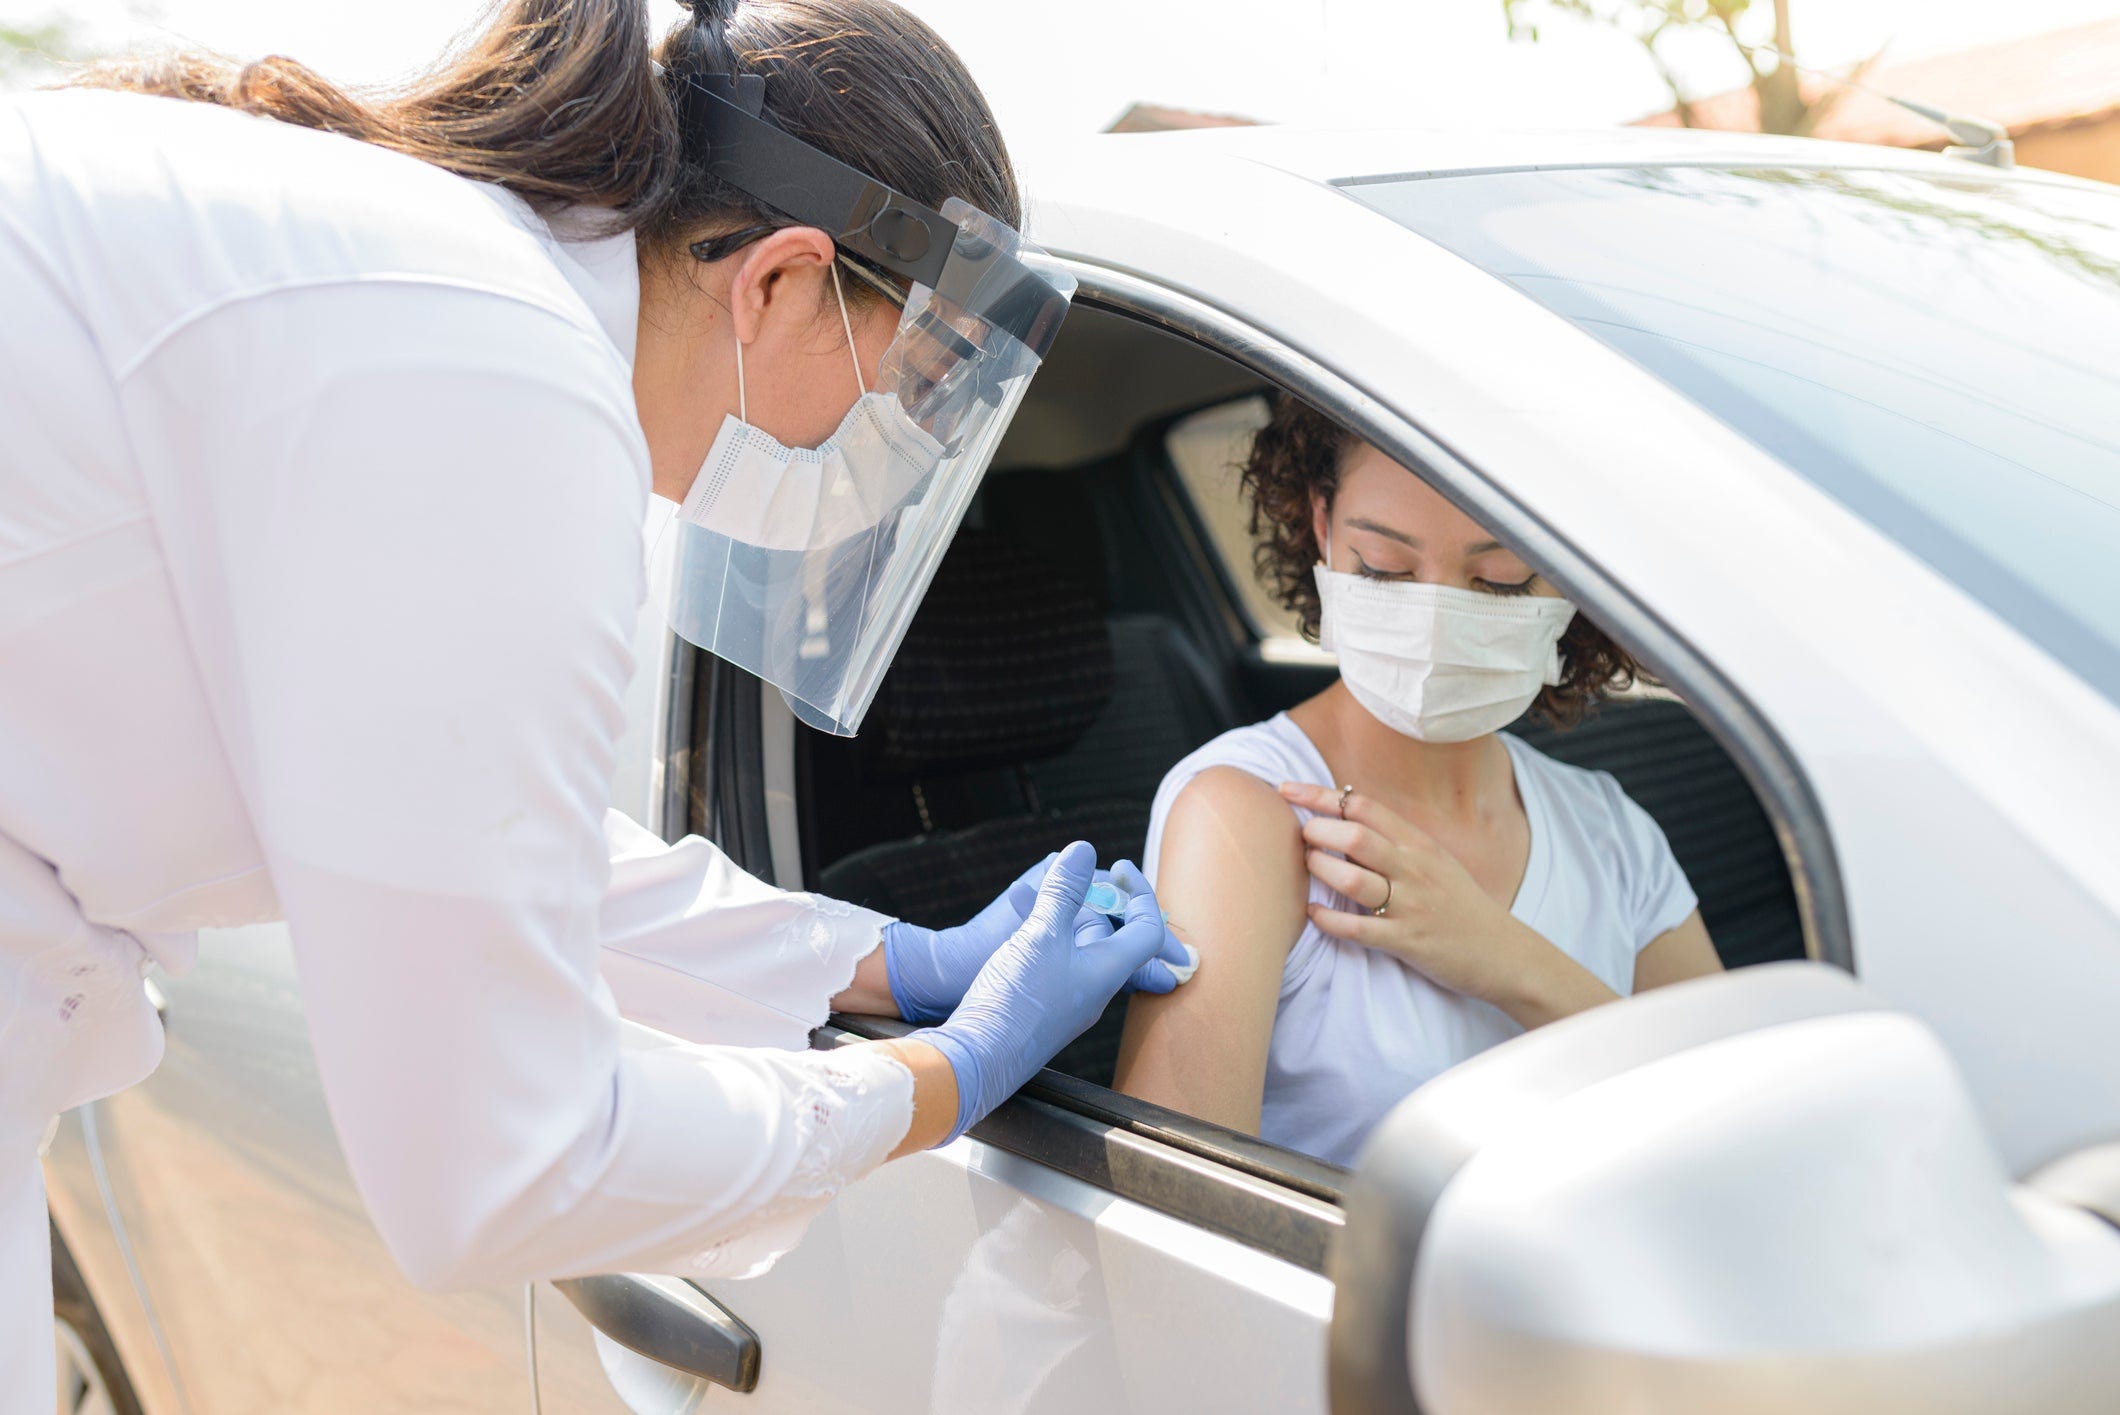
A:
[911, 841, 1185, 1143]
[882, 853, 1194, 1023]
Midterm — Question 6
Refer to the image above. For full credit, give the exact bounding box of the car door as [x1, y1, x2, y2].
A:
[1080, 195, 2120, 1414]
[532, 645, 1338, 1413]
[533, 1019, 1337, 1413]
[521, 261, 1824, 1413]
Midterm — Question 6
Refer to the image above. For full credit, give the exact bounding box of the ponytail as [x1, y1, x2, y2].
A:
[71, 1, 675, 214]
[68, 0, 1018, 256]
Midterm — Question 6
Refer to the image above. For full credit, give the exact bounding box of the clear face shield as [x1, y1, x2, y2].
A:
[657, 74, 1077, 736]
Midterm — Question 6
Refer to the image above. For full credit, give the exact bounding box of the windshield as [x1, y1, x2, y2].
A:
[1346, 164, 2120, 705]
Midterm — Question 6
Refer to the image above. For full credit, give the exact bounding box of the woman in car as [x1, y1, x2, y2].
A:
[1114, 395, 1724, 1166]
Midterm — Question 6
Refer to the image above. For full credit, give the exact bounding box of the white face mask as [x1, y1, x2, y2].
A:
[676, 266, 943, 552]
[1315, 530, 1577, 743]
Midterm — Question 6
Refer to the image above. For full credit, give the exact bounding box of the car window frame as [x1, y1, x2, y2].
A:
[1063, 260, 1853, 975]
[673, 256, 1855, 1274]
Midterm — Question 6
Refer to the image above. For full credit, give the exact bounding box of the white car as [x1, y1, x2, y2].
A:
[47, 125, 2120, 1415]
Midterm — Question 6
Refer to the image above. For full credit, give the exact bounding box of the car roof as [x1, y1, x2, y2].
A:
[1027, 120, 2049, 187]
[1014, 120, 2111, 285]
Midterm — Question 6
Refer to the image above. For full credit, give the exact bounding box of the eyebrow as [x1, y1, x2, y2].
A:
[1345, 517, 1505, 557]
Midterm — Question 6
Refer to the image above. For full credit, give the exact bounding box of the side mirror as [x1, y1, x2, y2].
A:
[1327, 963, 2120, 1415]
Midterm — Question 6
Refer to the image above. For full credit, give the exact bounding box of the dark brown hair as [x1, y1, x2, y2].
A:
[1240, 392, 1644, 727]
[68, 0, 1017, 301]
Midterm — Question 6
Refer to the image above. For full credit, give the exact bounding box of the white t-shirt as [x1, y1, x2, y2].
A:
[1145, 712, 1697, 1168]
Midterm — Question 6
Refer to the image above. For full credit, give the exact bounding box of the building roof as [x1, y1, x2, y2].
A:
[1635, 16, 2120, 146]
[1105, 102, 1260, 134]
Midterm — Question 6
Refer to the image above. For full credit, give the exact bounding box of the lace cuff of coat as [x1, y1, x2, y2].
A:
[600, 812, 892, 1051]
[683, 1044, 914, 1279]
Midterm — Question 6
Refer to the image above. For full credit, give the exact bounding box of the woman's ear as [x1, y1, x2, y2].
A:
[726, 226, 837, 347]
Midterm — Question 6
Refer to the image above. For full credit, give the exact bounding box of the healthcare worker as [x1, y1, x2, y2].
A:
[0, 0, 1197, 1404]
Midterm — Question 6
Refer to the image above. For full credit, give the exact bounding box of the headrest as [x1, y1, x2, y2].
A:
[866, 529, 1114, 775]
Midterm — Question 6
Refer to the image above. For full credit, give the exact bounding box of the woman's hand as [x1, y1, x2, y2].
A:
[1277, 782, 1617, 1029]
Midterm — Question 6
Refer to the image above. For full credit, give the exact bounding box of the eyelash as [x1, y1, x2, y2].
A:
[1352, 554, 1536, 596]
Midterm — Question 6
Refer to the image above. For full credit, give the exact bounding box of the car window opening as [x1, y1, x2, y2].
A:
[765, 303, 1821, 1192]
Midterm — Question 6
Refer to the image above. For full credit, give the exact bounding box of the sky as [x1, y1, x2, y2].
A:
[11, 0, 2120, 141]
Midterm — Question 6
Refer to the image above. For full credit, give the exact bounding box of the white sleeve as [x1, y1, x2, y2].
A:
[1597, 773, 1700, 951]
[130, 283, 910, 1288]
[600, 810, 891, 1052]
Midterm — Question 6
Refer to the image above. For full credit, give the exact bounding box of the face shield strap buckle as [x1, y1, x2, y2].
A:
[687, 74, 954, 288]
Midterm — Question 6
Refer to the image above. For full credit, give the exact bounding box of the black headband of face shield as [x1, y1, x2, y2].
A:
[683, 73, 1071, 357]
[684, 73, 952, 287]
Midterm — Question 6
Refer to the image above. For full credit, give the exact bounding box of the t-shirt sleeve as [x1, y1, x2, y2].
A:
[1599, 773, 1700, 952]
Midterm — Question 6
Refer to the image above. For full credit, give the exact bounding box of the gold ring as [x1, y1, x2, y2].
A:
[1374, 877, 1392, 918]
[1337, 783, 1355, 819]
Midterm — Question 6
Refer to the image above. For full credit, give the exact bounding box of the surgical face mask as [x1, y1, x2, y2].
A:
[1314, 530, 1577, 743]
[676, 266, 944, 553]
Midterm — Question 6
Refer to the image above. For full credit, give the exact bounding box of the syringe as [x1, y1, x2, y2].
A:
[1084, 878, 1169, 925]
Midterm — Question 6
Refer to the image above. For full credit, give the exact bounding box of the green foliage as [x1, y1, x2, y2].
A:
[1503, 0, 1757, 48]
[1, 12, 91, 91]
[1501, 0, 1841, 136]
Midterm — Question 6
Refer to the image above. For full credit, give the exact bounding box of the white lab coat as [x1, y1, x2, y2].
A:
[0, 89, 919, 1408]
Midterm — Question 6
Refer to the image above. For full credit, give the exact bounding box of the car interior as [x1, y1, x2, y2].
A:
[781, 305, 1810, 1167]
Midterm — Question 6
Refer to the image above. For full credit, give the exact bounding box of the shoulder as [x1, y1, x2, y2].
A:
[1504, 733, 1695, 939]
[1154, 718, 1322, 814]
[1506, 731, 1637, 820]
[1164, 763, 1298, 839]
[1148, 717, 1325, 891]
[13, 92, 605, 374]
[1151, 764, 1309, 958]
[1504, 732, 1678, 864]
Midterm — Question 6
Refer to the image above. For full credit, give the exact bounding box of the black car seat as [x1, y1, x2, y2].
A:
[813, 527, 1239, 1082]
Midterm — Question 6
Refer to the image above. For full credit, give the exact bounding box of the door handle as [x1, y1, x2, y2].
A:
[553, 1274, 761, 1393]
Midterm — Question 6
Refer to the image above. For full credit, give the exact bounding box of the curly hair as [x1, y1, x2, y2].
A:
[1237, 393, 1644, 728]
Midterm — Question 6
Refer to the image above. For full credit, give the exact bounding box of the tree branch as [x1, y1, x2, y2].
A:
[1710, 4, 1768, 84]
[1638, 31, 1702, 127]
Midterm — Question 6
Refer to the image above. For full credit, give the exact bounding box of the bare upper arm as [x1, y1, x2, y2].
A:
[1113, 767, 1310, 1134]
[1632, 909, 1724, 992]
